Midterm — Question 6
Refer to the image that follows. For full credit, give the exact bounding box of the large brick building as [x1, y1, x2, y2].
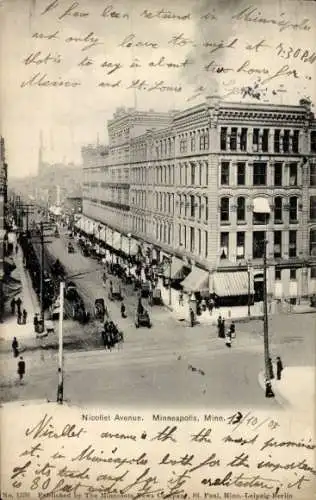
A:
[82, 100, 316, 303]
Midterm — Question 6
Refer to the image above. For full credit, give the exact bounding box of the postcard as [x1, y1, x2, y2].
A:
[0, 0, 315, 499]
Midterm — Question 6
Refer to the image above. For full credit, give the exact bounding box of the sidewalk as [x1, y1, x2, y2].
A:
[258, 366, 315, 419]
[159, 281, 263, 325]
[0, 247, 39, 344]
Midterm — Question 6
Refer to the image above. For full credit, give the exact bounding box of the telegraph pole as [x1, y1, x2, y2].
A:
[39, 221, 45, 331]
[263, 238, 274, 398]
[57, 281, 65, 404]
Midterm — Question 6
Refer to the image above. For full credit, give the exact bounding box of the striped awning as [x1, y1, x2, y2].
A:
[212, 271, 254, 297]
[182, 267, 209, 293]
[163, 257, 187, 280]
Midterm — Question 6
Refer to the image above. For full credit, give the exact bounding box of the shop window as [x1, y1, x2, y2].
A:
[253, 162, 267, 185]
[290, 269, 296, 280]
[220, 232, 229, 259]
[310, 196, 316, 220]
[274, 197, 283, 223]
[237, 197, 245, 222]
[253, 231, 265, 258]
[221, 161, 230, 185]
[230, 127, 237, 151]
[274, 231, 282, 258]
[220, 127, 227, 150]
[240, 128, 247, 151]
[274, 129, 281, 153]
[275, 269, 281, 280]
[237, 162, 246, 185]
[274, 162, 282, 186]
[220, 197, 230, 222]
[289, 230, 297, 257]
[236, 231, 245, 259]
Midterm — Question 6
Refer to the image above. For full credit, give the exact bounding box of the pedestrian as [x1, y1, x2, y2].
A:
[225, 331, 232, 348]
[268, 357, 275, 379]
[229, 321, 236, 339]
[12, 337, 19, 358]
[217, 315, 222, 337]
[17, 356, 25, 383]
[17, 310, 22, 325]
[276, 356, 283, 380]
[10, 298, 16, 315]
[15, 297, 22, 315]
[15, 243, 19, 254]
[219, 318, 225, 338]
[121, 301, 126, 318]
[179, 291, 184, 306]
[189, 307, 195, 327]
[33, 313, 39, 333]
[22, 308, 27, 325]
[209, 298, 214, 314]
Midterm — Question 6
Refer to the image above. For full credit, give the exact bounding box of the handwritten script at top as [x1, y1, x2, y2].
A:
[14, 0, 315, 100]
[2, 409, 315, 499]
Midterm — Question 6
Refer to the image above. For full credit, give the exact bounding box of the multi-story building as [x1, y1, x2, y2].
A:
[82, 100, 316, 303]
[0, 136, 8, 319]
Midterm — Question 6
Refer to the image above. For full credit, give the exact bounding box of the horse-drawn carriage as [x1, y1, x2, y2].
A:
[135, 308, 152, 328]
[95, 298, 106, 320]
[149, 287, 163, 306]
[68, 242, 75, 253]
[108, 283, 123, 301]
[101, 320, 124, 349]
[140, 280, 151, 298]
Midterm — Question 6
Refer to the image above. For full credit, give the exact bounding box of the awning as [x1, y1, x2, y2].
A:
[163, 257, 187, 280]
[182, 267, 209, 293]
[109, 232, 121, 250]
[253, 197, 271, 214]
[3, 278, 22, 302]
[212, 271, 254, 297]
[121, 236, 139, 256]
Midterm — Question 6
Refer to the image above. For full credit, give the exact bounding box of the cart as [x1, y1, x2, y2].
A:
[149, 287, 163, 306]
[95, 298, 105, 320]
[108, 284, 123, 301]
[68, 242, 75, 253]
[135, 309, 152, 328]
[140, 280, 151, 298]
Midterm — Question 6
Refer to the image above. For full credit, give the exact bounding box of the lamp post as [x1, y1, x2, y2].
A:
[57, 281, 64, 404]
[167, 257, 172, 306]
[127, 233, 131, 277]
[247, 262, 251, 317]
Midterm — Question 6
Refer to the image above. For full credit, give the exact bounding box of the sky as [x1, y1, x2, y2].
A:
[1, 0, 315, 178]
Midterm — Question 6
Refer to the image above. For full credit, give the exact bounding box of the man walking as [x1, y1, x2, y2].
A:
[15, 297, 22, 315]
[12, 337, 19, 357]
[276, 356, 284, 380]
[22, 308, 27, 325]
[17, 356, 25, 383]
[10, 298, 16, 315]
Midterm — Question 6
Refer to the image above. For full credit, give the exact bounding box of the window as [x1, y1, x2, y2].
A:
[221, 161, 229, 185]
[198, 196, 202, 219]
[253, 231, 265, 258]
[253, 162, 267, 185]
[237, 197, 245, 222]
[205, 231, 208, 257]
[311, 131, 316, 153]
[274, 129, 280, 153]
[190, 195, 195, 217]
[190, 133, 196, 152]
[185, 163, 188, 185]
[240, 128, 247, 151]
[289, 162, 298, 186]
[205, 161, 208, 185]
[237, 162, 246, 185]
[274, 197, 283, 223]
[178, 224, 182, 246]
[184, 194, 188, 216]
[220, 232, 229, 259]
[230, 127, 237, 151]
[292, 130, 299, 153]
[311, 266, 316, 279]
[220, 197, 230, 222]
[290, 269, 296, 280]
[198, 229, 201, 254]
[220, 127, 227, 150]
[204, 196, 209, 221]
[310, 196, 316, 220]
[253, 128, 259, 151]
[274, 231, 282, 258]
[310, 229, 316, 256]
[184, 225, 187, 248]
[283, 130, 290, 153]
[289, 230, 297, 257]
[200, 130, 209, 150]
[236, 231, 245, 259]
[198, 162, 202, 185]
[310, 164, 316, 186]
[190, 227, 195, 252]
[289, 196, 298, 222]
[180, 137, 187, 153]
[191, 162, 195, 185]
[275, 269, 281, 280]
[262, 129, 269, 152]
[274, 162, 282, 186]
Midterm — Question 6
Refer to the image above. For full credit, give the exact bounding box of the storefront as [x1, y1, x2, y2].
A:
[211, 270, 254, 307]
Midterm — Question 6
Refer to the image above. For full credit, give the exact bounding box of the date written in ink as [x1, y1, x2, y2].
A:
[227, 411, 279, 432]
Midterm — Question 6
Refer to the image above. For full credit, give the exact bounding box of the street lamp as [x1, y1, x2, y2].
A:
[127, 233, 131, 277]
[253, 198, 274, 398]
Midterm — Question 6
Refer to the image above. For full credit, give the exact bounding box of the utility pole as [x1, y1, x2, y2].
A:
[57, 281, 65, 404]
[168, 258, 172, 306]
[263, 238, 274, 398]
[39, 221, 45, 331]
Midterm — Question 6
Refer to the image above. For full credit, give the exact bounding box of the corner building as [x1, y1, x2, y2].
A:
[83, 100, 316, 304]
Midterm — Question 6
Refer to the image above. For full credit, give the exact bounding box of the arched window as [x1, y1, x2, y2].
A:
[220, 197, 230, 222]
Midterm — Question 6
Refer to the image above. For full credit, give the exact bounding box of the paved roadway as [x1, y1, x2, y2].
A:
[2, 229, 315, 409]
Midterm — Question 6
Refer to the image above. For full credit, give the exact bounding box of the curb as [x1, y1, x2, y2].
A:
[257, 370, 291, 409]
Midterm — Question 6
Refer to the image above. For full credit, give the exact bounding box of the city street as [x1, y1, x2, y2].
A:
[1, 230, 315, 409]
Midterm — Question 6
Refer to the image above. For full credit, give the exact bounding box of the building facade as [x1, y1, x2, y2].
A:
[82, 100, 316, 302]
